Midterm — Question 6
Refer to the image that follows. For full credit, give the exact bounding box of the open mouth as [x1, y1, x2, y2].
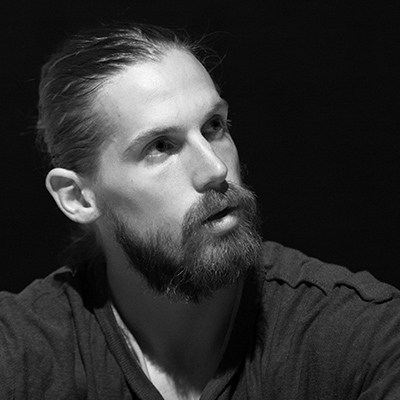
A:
[205, 207, 232, 223]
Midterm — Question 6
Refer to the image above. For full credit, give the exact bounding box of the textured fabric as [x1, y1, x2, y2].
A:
[1, 241, 400, 399]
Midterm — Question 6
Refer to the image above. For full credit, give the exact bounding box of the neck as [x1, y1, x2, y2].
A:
[107, 258, 243, 393]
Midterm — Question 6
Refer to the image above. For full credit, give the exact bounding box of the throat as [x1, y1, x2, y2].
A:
[111, 281, 244, 399]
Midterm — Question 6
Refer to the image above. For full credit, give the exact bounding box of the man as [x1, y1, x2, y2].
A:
[1, 22, 399, 399]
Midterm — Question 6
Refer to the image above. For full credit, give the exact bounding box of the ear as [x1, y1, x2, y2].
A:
[45, 168, 100, 224]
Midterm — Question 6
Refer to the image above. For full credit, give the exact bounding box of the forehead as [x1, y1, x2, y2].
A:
[94, 49, 222, 148]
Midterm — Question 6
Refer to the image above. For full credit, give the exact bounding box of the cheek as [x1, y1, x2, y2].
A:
[95, 151, 193, 228]
[95, 185, 142, 221]
[96, 177, 191, 229]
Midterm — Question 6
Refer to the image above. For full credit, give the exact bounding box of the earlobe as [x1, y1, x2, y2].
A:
[45, 168, 100, 224]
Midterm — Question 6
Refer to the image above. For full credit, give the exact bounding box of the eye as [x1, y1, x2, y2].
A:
[146, 137, 176, 157]
[202, 116, 231, 141]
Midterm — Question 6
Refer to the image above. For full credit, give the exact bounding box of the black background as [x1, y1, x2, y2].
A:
[1, 0, 399, 293]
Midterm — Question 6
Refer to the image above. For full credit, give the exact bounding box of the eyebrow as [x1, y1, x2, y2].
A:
[121, 98, 229, 159]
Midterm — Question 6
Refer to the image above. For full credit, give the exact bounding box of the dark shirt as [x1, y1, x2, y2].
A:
[1, 242, 399, 399]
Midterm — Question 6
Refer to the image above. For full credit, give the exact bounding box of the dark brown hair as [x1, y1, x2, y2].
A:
[37, 22, 220, 269]
[37, 22, 210, 178]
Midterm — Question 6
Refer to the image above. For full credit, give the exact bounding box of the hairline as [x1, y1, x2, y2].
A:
[84, 45, 203, 183]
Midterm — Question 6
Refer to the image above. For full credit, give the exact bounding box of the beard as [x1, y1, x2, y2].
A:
[102, 182, 262, 303]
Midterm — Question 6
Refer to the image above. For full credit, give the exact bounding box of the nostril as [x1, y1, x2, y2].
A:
[219, 180, 229, 193]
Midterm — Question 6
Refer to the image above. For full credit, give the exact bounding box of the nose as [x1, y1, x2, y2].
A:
[188, 135, 228, 192]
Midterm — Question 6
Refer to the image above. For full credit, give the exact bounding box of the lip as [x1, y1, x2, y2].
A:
[204, 207, 233, 223]
[202, 207, 239, 234]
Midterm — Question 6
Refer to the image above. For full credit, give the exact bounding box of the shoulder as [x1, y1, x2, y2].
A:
[0, 267, 90, 397]
[254, 242, 400, 398]
[257, 241, 400, 346]
[260, 241, 399, 303]
[0, 266, 87, 355]
[0, 266, 83, 321]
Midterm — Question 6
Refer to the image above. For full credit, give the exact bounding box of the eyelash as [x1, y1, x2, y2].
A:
[144, 116, 232, 158]
[202, 117, 232, 139]
[146, 138, 176, 156]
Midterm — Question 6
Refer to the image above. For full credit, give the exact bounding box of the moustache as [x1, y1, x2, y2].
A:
[182, 182, 258, 238]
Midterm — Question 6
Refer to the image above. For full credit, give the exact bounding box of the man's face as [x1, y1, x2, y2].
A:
[93, 49, 261, 301]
